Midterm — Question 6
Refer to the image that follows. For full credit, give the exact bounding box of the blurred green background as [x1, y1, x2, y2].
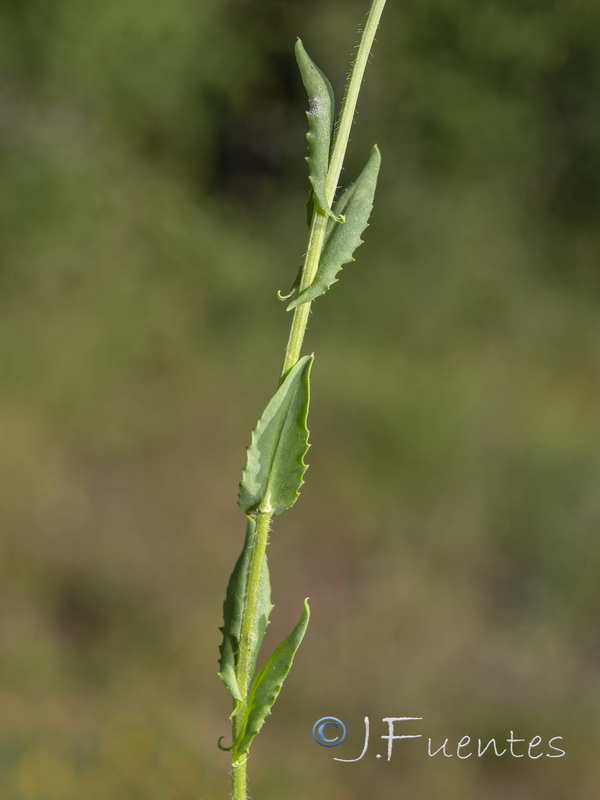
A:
[1, 0, 599, 797]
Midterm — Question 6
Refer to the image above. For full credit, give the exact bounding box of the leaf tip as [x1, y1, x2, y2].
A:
[217, 736, 233, 752]
[298, 597, 311, 629]
[370, 144, 382, 166]
[277, 285, 297, 302]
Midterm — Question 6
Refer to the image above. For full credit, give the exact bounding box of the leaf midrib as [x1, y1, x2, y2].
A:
[261, 380, 302, 512]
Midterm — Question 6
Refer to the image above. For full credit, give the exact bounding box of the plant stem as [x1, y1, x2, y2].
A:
[231, 756, 247, 800]
[281, 0, 388, 377]
[326, 0, 388, 206]
[281, 209, 329, 376]
[235, 511, 272, 697]
[231, 4, 387, 797]
[232, 511, 271, 800]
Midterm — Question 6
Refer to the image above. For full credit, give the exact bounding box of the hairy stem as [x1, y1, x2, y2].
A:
[281, 209, 329, 377]
[231, 511, 271, 800]
[235, 511, 271, 698]
[231, 757, 247, 800]
[326, 0, 388, 205]
[281, 0, 388, 377]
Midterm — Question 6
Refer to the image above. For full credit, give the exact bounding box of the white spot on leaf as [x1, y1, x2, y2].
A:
[308, 97, 324, 117]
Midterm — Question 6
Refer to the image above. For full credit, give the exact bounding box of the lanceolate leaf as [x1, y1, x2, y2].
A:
[238, 355, 313, 515]
[287, 146, 381, 310]
[295, 39, 341, 221]
[218, 516, 274, 705]
[235, 600, 310, 757]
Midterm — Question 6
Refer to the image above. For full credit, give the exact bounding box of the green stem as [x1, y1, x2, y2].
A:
[230, 3, 387, 796]
[235, 511, 271, 697]
[281, 0, 388, 377]
[281, 209, 329, 376]
[231, 758, 247, 800]
[231, 511, 271, 800]
[326, 0, 388, 204]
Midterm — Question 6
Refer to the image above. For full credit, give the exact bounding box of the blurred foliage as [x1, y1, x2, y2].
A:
[0, 0, 599, 798]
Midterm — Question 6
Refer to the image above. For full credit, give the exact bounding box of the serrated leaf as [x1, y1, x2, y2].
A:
[238, 355, 313, 515]
[287, 146, 381, 310]
[295, 39, 341, 221]
[235, 599, 310, 758]
[218, 516, 273, 705]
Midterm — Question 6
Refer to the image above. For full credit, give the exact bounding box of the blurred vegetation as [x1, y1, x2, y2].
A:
[0, 0, 599, 797]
